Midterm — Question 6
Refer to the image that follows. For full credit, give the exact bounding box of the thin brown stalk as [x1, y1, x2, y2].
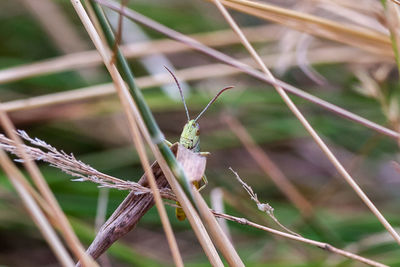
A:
[0, 109, 97, 266]
[106, 1, 183, 264]
[173, 142, 243, 265]
[0, 149, 75, 267]
[0, 131, 176, 200]
[110, 73, 184, 266]
[79, 3, 183, 265]
[69, 1, 224, 265]
[95, 0, 400, 141]
[191, 188, 245, 267]
[2, 45, 381, 114]
[0, 155, 75, 231]
[0, 25, 275, 84]
[0, 131, 387, 266]
[122, 106, 184, 267]
[391, 0, 400, 5]
[165, 200, 389, 266]
[223, 114, 314, 217]
[213, 212, 389, 267]
[0, 130, 152, 191]
[214, 0, 392, 56]
[213, 0, 400, 245]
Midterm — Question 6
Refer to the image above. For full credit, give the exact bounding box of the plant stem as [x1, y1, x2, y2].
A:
[87, 0, 194, 207]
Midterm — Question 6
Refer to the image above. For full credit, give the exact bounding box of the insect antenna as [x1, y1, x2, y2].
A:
[194, 86, 234, 122]
[165, 66, 190, 121]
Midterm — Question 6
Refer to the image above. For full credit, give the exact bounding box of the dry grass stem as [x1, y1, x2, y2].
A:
[0, 130, 159, 193]
[213, 211, 389, 267]
[3, 0, 396, 264]
[0, 25, 275, 84]
[96, 0, 400, 141]
[0, 130, 387, 266]
[163, 201, 389, 266]
[75, 2, 184, 264]
[212, 0, 400, 245]
[176, 145, 244, 266]
[80, 158, 171, 263]
[0, 149, 75, 267]
[69, 1, 223, 265]
[391, 0, 400, 5]
[114, 120, 184, 267]
[20, 0, 90, 54]
[229, 167, 300, 237]
[317, 2, 385, 33]
[2, 45, 382, 114]
[214, 0, 392, 56]
[0, 109, 97, 266]
[108, 27, 184, 265]
[191, 189, 244, 266]
[0, 129, 178, 199]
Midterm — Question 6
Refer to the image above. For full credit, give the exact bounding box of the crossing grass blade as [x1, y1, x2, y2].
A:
[76, 0, 244, 265]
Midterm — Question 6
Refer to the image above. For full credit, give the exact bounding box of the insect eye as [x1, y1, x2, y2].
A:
[196, 129, 200, 136]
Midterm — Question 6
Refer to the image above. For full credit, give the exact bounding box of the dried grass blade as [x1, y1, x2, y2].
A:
[75, 1, 183, 265]
[2, 45, 381, 114]
[70, 1, 223, 265]
[0, 149, 75, 267]
[0, 25, 274, 85]
[216, 0, 392, 56]
[213, 212, 389, 267]
[176, 144, 244, 267]
[95, 0, 400, 141]
[212, 0, 400, 245]
[0, 108, 97, 266]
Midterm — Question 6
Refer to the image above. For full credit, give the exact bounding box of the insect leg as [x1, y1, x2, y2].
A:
[198, 174, 208, 191]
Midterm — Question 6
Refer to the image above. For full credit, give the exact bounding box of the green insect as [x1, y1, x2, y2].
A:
[165, 67, 233, 221]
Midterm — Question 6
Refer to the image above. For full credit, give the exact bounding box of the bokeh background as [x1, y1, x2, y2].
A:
[0, 0, 399, 266]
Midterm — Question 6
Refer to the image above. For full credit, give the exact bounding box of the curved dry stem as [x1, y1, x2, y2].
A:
[0, 129, 388, 266]
[214, 0, 392, 56]
[70, 1, 225, 265]
[0, 109, 97, 266]
[212, 0, 400, 245]
[2, 45, 382, 114]
[213, 212, 388, 267]
[0, 149, 75, 267]
[0, 25, 276, 85]
[95, 0, 400, 141]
